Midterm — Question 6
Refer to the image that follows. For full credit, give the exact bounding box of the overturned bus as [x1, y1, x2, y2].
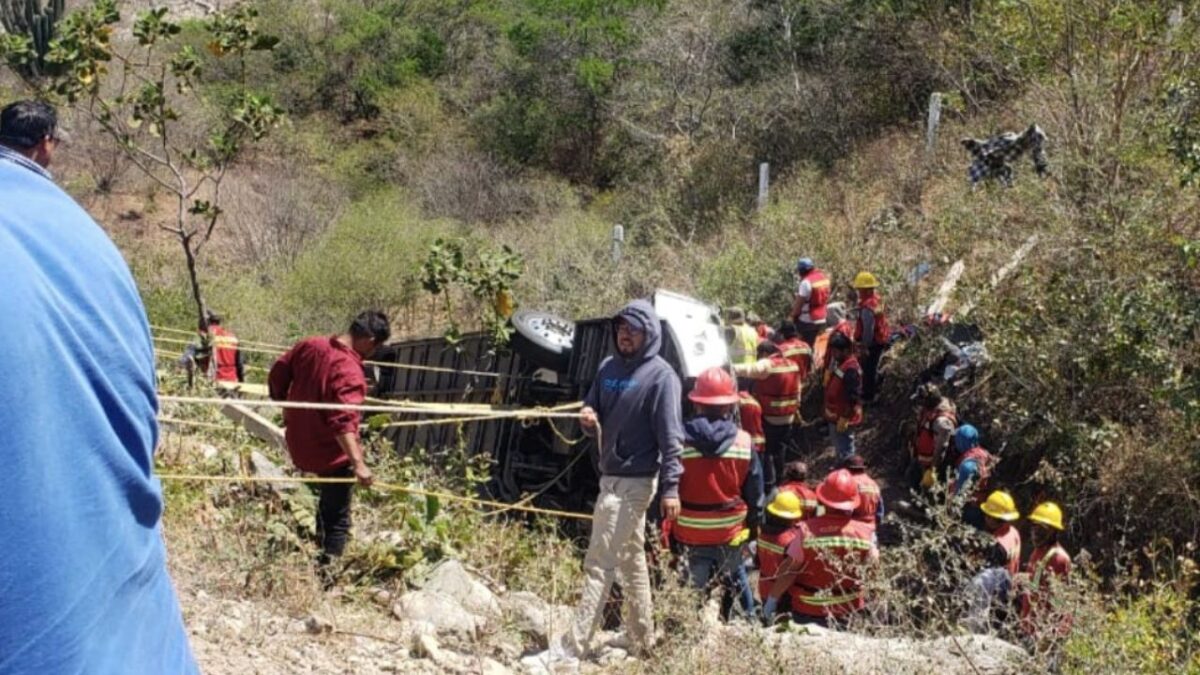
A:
[370, 291, 728, 517]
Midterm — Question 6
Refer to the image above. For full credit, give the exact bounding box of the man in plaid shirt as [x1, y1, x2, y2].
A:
[961, 124, 1049, 187]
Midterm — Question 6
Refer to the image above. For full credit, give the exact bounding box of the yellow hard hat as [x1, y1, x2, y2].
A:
[852, 271, 880, 289]
[1028, 502, 1065, 530]
[980, 490, 1020, 522]
[920, 467, 935, 489]
[766, 491, 804, 520]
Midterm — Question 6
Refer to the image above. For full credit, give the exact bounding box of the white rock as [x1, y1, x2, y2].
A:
[393, 591, 480, 638]
[200, 443, 219, 460]
[505, 591, 572, 648]
[422, 560, 502, 619]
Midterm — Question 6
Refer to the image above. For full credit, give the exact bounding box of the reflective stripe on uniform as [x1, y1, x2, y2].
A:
[678, 513, 746, 529]
[797, 590, 863, 606]
[680, 447, 753, 460]
[759, 540, 786, 555]
[803, 536, 874, 551]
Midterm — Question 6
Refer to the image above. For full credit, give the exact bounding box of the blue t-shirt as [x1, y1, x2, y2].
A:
[0, 158, 196, 673]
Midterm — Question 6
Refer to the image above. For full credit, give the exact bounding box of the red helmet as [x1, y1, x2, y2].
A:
[816, 469, 861, 512]
[688, 367, 739, 405]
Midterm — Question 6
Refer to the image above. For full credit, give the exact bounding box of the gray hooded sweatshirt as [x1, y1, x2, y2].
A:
[584, 299, 685, 498]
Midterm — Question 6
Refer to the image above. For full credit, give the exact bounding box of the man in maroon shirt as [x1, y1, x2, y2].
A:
[268, 310, 391, 568]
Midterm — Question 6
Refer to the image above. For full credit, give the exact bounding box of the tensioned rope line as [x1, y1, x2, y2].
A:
[154, 347, 270, 374]
[153, 330, 526, 380]
[158, 395, 582, 419]
[155, 473, 594, 521]
[150, 324, 292, 351]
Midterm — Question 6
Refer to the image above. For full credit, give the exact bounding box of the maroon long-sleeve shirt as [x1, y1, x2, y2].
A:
[268, 336, 366, 473]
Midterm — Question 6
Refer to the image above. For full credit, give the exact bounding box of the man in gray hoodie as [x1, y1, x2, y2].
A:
[547, 299, 684, 664]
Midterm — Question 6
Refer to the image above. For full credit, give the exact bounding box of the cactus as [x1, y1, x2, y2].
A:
[0, 0, 66, 78]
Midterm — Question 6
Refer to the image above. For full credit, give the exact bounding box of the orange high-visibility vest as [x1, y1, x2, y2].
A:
[675, 430, 754, 546]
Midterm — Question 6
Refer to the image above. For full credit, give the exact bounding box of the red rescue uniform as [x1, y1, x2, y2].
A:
[849, 472, 882, 531]
[1020, 544, 1072, 636]
[675, 431, 755, 546]
[210, 325, 240, 383]
[754, 355, 800, 421]
[778, 481, 820, 519]
[914, 404, 957, 468]
[785, 514, 877, 618]
[777, 337, 813, 380]
[738, 391, 766, 451]
[854, 293, 890, 346]
[993, 523, 1022, 577]
[952, 446, 995, 505]
[802, 269, 831, 323]
[823, 354, 863, 426]
[757, 524, 800, 600]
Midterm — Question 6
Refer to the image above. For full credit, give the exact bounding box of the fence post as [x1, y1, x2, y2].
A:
[611, 224, 624, 263]
[757, 162, 770, 211]
[926, 92, 943, 155]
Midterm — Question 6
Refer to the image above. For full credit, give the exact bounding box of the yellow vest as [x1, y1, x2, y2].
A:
[729, 323, 759, 366]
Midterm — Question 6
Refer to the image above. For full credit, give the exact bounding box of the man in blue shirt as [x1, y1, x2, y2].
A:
[0, 100, 196, 674]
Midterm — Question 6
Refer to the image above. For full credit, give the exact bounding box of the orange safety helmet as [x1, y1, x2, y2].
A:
[816, 469, 861, 512]
[688, 367, 739, 406]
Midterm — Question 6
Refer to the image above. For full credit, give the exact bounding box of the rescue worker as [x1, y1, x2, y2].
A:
[852, 271, 889, 402]
[674, 367, 764, 622]
[205, 311, 245, 383]
[843, 454, 884, 535]
[761, 469, 879, 626]
[949, 424, 996, 529]
[756, 491, 803, 608]
[909, 383, 957, 489]
[748, 311, 774, 342]
[734, 341, 800, 491]
[979, 490, 1022, 576]
[738, 389, 765, 453]
[1019, 502, 1072, 640]
[823, 332, 863, 460]
[790, 258, 831, 345]
[775, 321, 813, 380]
[818, 303, 853, 374]
[777, 461, 819, 519]
[726, 306, 759, 367]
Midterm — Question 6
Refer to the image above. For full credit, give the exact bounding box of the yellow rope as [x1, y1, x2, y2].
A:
[158, 417, 232, 431]
[154, 330, 525, 379]
[156, 473, 593, 521]
[154, 348, 269, 374]
[150, 324, 292, 351]
[159, 394, 582, 419]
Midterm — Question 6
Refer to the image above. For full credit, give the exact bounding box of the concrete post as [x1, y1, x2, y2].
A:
[757, 162, 769, 211]
[926, 92, 943, 155]
[611, 224, 624, 263]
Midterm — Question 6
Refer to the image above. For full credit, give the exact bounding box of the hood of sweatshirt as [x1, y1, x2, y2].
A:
[683, 416, 739, 457]
[611, 299, 662, 366]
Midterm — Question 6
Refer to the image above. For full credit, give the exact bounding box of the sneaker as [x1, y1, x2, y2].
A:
[519, 642, 580, 674]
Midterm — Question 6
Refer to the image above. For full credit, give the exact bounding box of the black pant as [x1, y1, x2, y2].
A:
[797, 321, 825, 347]
[763, 422, 793, 492]
[317, 464, 354, 559]
[862, 345, 884, 401]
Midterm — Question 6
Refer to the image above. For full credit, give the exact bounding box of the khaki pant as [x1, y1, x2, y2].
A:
[563, 475, 657, 656]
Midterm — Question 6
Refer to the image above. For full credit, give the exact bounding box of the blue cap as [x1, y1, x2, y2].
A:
[954, 424, 980, 452]
[796, 257, 814, 272]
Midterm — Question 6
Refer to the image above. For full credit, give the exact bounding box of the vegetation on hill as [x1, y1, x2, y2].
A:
[2, 0, 1198, 671]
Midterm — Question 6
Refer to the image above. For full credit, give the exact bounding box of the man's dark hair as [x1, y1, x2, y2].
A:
[0, 100, 57, 149]
[350, 310, 390, 344]
[829, 332, 853, 351]
[781, 461, 808, 482]
[776, 321, 798, 339]
[756, 340, 780, 357]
